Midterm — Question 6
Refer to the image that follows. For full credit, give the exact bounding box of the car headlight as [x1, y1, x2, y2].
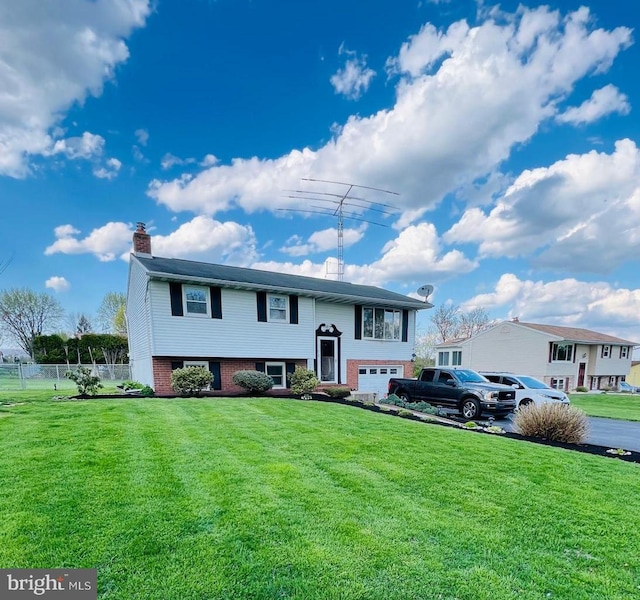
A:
[483, 391, 499, 401]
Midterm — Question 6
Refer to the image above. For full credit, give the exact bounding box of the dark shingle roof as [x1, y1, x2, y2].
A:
[517, 322, 638, 345]
[134, 255, 431, 310]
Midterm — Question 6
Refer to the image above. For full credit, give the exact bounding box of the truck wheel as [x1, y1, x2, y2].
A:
[519, 399, 533, 409]
[399, 392, 411, 403]
[461, 399, 481, 419]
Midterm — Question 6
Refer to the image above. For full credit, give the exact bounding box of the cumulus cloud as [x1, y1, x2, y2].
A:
[462, 273, 640, 342]
[45, 276, 70, 293]
[281, 226, 366, 256]
[50, 132, 105, 160]
[556, 84, 631, 125]
[148, 6, 631, 225]
[0, 0, 152, 177]
[330, 44, 376, 100]
[93, 157, 122, 180]
[444, 139, 640, 273]
[45, 221, 134, 262]
[161, 153, 196, 170]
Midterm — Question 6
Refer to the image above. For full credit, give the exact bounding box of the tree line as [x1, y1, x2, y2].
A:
[0, 288, 127, 360]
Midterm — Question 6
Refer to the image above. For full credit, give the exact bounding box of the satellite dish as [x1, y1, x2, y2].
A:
[416, 284, 434, 300]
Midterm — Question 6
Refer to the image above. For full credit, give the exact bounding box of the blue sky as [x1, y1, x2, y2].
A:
[1, 0, 639, 353]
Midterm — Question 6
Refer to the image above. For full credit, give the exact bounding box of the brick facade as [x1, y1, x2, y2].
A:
[152, 357, 307, 394]
[346, 359, 415, 392]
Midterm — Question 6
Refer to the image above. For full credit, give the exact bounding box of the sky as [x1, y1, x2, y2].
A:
[0, 0, 639, 355]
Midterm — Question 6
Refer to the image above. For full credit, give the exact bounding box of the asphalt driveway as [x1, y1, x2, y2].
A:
[496, 414, 640, 452]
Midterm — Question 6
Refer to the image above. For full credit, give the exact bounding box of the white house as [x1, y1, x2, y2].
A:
[435, 319, 638, 391]
[126, 223, 432, 395]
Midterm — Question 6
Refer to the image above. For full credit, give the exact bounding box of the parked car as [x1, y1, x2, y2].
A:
[480, 372, 570, 409]
[619, 381, 640, 393]
[388, 368, 516, 419]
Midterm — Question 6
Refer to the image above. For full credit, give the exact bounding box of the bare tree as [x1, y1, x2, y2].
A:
[0, 288, 64, 357]
[414, 326, 440, 362]
[97, 292, 127, 335]
[457, 307, 492, 339]
[430, 304, 461, 343]
[66, 312, 94, 337]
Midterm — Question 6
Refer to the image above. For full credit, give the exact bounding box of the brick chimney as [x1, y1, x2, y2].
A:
[133, 222, 151, 255]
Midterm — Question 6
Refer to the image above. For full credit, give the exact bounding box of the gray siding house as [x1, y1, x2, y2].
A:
[435, 319, 638, 391]
[126, 223, 431, 395]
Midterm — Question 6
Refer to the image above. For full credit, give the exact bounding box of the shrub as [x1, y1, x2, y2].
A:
[289, 367, 319, 395]
[324, 386, 352, 399]
[232, 370, 273, 394]
[515, 403, 589, 444]
[385, 393, 402, 406]
[139, 385, 155, 397]
[65, 366, 103, 396]
[380, 394, 438, 415]
[575, 386, 588, 393]
[171, 366, 213, 396]
[398, 409, 414, 417]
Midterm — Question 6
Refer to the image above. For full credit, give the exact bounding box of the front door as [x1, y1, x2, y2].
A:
[318, 338, 337, 383]
[577, 362, 586, 387]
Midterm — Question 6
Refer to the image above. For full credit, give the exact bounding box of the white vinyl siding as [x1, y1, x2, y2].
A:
[126, 258, 154, 386]
[150, 282, 314, 358]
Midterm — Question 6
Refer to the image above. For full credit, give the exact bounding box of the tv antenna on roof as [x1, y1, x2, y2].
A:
[279, 178, 399, 281]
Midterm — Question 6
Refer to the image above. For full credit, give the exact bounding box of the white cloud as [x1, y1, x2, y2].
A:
[45, 276, 70, 293]
[445, 139, 640, 273]
[45, 221, 134, 262]
[200, 154, 218, 167]
[0, 0, 152, 177]
[280, 226, 366, 256]
[161, 153, 196, 170]
[93, 157, 122, 180]
[462, 273, 640, 342]
[330, 45, 376, 100]
[556, 84, 631, 125]
[135, 128, 149, 146]
[50, 132, 105, 160]
[149, 216, 258, 266]
[148, 6, 631, 225]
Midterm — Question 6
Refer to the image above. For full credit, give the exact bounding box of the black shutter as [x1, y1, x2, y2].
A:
[171, 361, 183, 371]
[548, 344, 553, 363]
[289, 295, 298, 324]
[255, 362, 265, 372]
[257, 292, 267, 322]
[170, 283, 183, 316]
[210, 287, 222, 319]
[209, 362, 222, 390]
[286, 362, 296, 387]
[401, 310, 409, 342]
[354, 305, 362, 340]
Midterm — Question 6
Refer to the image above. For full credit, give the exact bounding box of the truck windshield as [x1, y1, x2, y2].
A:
[454, 370, 489, 383]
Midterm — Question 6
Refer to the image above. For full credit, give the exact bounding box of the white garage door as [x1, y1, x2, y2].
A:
[357, 365, 404, 399]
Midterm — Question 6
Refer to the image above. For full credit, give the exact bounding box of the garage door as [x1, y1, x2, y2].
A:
[357, 365, 404, 399]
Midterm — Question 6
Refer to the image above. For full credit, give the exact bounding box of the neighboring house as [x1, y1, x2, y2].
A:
[628, 361, 640, 388]
[126, 223, 432, 396]
[435, 319, 638, 392]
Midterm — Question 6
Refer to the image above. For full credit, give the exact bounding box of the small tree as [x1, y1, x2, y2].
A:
[289, 367, 319, 395]
[232, 370, 273, 394]
[66, 366, 103, 396]
[171, 366, 213, 396]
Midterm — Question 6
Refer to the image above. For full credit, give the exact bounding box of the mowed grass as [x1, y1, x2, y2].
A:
[570, 393, 640, 421]
[1, 392, 639, 599]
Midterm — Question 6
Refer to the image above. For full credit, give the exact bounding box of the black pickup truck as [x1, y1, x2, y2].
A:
[388, 368, 516, 419]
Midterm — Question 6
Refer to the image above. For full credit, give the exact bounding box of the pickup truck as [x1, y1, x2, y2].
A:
[388, 368, 516, 419]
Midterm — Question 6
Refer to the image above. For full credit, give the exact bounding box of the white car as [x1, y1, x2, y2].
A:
[480, 372, 570, 409]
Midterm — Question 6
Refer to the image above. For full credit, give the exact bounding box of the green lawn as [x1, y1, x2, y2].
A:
[1, 391, 639, 599]
[569, 393, 640, 421]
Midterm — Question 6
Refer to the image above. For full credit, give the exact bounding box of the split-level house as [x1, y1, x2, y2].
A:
[435, 319, 638, 391]
[126, 223, 432, 395]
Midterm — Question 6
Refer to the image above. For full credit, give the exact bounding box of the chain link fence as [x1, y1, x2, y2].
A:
[0, 364, 132, 391]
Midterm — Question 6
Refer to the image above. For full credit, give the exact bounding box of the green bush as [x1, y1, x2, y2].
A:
[171, 366, 213, 396]
[232, 370, 273, 394]
[65, 366, 103, 396]
[289, 367, 319, 395]
[515, 403, 589, 444]
[324, 386, 352, 399]
[381, 394, 438, 415]
[575, 386, 588, 393]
